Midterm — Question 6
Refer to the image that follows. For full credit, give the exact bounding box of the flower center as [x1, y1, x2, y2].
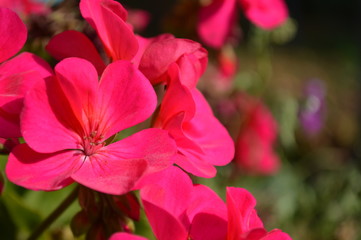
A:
[82, 130, 105, 156]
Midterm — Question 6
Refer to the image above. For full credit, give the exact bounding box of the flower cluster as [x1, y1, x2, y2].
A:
[0, 0, 292, 239]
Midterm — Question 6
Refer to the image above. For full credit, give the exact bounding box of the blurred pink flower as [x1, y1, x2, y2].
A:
[152, 64, 234, 177]
[198, 0, 238, 49]
[0, 0, 49, 16]
[197, 0, 288, 48]
[6, 58, 176, 195]
[239, 0, 288, 30]
[0, 7, 52, 138]
[235, 94, 280, 175]
[141, 167, 292, 240]
[203, 45, 238, 94]
[126, 9, 151, 32]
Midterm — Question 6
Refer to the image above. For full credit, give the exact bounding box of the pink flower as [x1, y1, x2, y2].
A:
[202, 45, 238, 94]
[152, 64, 234, 177]
[126, 9, 151, 32]
[46, 0, 207, 89]
[80, 0, 138, 62]
[0, 0, 50, 16]
[0, 7, 52, 138]
[197, 0, 288, 48]
[235, 94, 280, 175]
[198, 0, 238, 49]
[46, 0, 137, 75]
[6, 58, 176, 195]
[140, 167, 292, 240]
[239, 0, 288, 30]
[139, 37, 208, 88]
[226, 187, 291, 240]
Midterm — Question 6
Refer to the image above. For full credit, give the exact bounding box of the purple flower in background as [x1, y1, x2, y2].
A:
[299, 79, 326, 135]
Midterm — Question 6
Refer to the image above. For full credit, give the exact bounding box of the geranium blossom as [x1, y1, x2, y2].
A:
[197, 0, 237, 49]
[0, 7, 52, 138]
[197, 0, 288, 48]
[152, 64, 234, 177]
[6, 58, 176, 195]
[0, 0, 49, 16]
[46, 0, 207, 89]
[139, 37, 208, 88]
[235, 94, 280, 175]
[140, 167, 292, 240]
[46, 0, 138, 73]
[239, 0, 288, 30]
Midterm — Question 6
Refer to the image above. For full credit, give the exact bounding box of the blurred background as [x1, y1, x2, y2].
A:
[0, 0, 360, 239]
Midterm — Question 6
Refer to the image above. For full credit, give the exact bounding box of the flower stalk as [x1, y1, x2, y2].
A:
[27, 186, 79, 240]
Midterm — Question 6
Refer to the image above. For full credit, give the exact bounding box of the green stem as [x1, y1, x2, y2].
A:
[27, 186, 79, 240]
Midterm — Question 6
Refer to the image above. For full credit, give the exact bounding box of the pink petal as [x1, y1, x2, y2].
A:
[6, 144, 78, 191]
[0, 7, 27, 63]
[98, 60, 157, 139]
[46, 30, 106, 75]
[53, 57, 98, 125]
[154, 66, 233, 177]
[132, 34, 173, 68]
[173, 152, 217, 178]
[140, 166, 193, 217]
[153, 66, 195, 127]
[185, 89, 235, 166]
[139, 38, 207, 86]
[110, 233, 148, 240]
[198, 0, 237, 48]
[226, 187, 264, 239]
[153, 69, 215, 177]
[21, 73, 88, 153]
[239, 0, 288, 30]
[140, 167, 192, 240]
[243, 228, 268, 240]
[189, 213, 228, 240]
[0, 52, 53, 108]
[80, 0, 138, 61]
[73, 128, 175, 195]
[0, 52, 53, 138]
[0, 106, 21, 138]
[187, 185, 227, 221]
[0, 52, 52, 99]
[142, 199, 188, 240]
[177, 53, 207, 89]
[72, 152, 147, 195]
